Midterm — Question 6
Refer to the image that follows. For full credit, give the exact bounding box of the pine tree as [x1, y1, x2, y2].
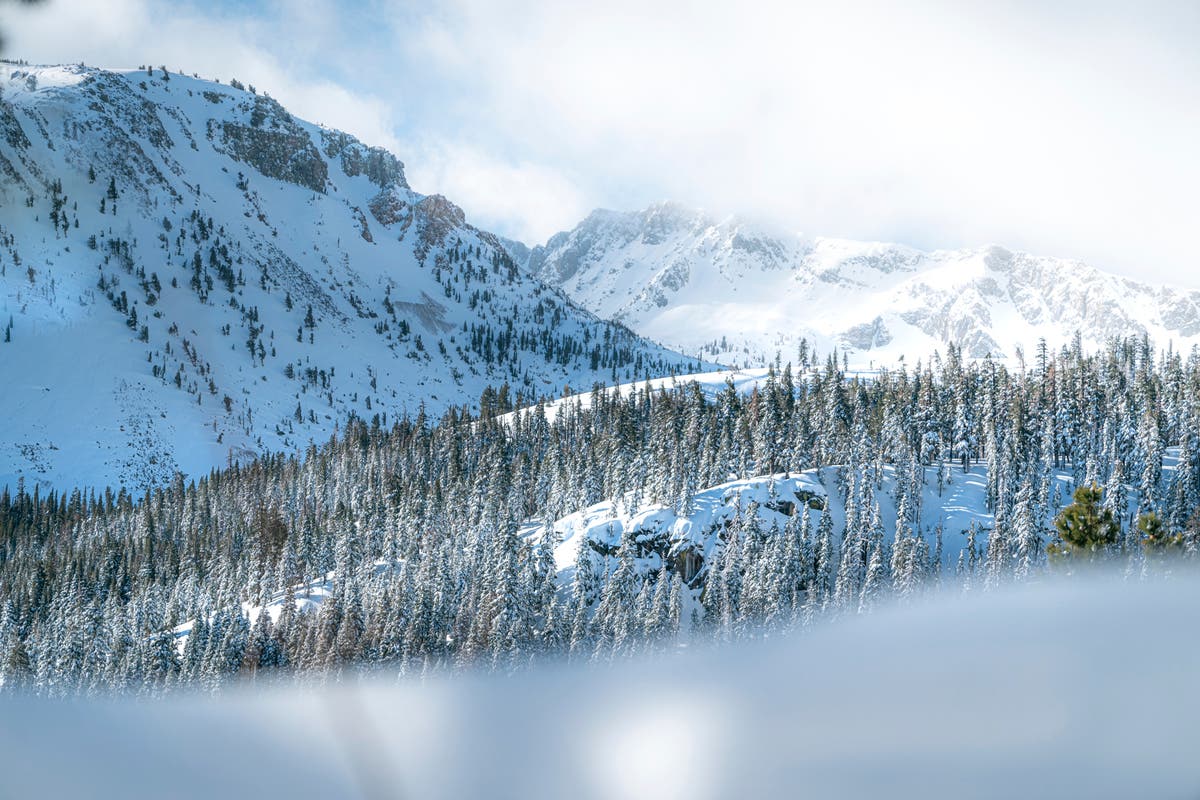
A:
[1049, 484, 1120, 561]
[1012, 481, 1043, 580]
[1137, 511, 1182, 557]
[2, 638, 33, 692]
[858, 542, 886, 614]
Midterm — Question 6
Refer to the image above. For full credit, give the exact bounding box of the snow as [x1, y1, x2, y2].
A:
[3, 569, 1199, 799]
[0, 63, 91, 95]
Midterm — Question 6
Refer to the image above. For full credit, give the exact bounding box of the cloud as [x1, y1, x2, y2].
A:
[403, 142, 589, 244]
[396, 0, 1200, 282]
[4, 0, 1199, 285]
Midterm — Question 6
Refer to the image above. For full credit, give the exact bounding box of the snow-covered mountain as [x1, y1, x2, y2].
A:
[0, 64, 703, 492]
[521, 201, 1200, 366]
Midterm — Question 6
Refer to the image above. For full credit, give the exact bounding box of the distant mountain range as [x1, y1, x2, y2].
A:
[516, 201, 1200, 366]
[0, 64, 702, 491]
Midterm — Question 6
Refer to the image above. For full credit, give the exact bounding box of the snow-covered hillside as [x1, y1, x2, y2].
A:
[0, 64, 703, 492]
[494, 365, 888, 427]
[496, 367, 773, 425]
[520, 201, 1200, 366]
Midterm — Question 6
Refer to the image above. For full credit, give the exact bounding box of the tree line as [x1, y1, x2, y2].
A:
[2, 335, 1199, 694]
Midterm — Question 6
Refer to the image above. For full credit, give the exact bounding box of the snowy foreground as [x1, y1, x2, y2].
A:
[3, 571, 1199, 800]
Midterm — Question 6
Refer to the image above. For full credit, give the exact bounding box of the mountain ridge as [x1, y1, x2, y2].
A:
[516, 200, 1200, 366]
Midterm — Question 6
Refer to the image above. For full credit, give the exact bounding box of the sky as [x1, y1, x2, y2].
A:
[1, 0, 1199, 285]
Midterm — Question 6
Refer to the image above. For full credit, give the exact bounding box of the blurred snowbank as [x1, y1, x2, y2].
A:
[2, 570, 1199, 799]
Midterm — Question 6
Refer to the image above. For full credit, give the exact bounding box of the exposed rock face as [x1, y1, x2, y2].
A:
[218, 96, 328, 193]
[632, 258, 691, 312]
[495, 235, 531, 268]
[321, 130, 407, 189]
[525, 209, 632, 285]
[352, 206, 373, 242]
[81, 72, 175, 151]
[412, 194, 467, 259]
[841, 317, 892, 350]
[0, 97, 31, 150]
[0, 98, 29, 190]
[368, 186, 410, 227]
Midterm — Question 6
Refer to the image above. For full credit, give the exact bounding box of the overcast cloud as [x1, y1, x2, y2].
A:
[2, 0, 1198, 285]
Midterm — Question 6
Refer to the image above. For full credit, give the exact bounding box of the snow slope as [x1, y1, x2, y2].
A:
[494, 365, 884, 426]
[0, 64, 703, 492]
[496, 367, 771, 425]
[520, 201, 1200, 367]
